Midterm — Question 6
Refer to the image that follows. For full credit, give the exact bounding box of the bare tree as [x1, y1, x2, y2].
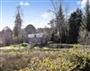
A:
[49, 0, 67, 43]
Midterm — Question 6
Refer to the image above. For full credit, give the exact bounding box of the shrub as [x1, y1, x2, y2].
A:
[21, 43, 28, 47]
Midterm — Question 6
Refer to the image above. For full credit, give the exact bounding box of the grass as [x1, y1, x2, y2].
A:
[0, 45, 90, 71]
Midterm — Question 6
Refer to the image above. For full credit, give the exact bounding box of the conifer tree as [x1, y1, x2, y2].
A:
[13, 6, 22, 44]
[85, 0, 90, 31]
[68, 9, 82, 44]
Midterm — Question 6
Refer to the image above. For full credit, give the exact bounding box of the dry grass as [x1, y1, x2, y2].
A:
[0, 46, 90, 71]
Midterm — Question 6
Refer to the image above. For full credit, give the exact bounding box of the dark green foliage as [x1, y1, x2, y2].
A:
[85, 0, 90, 31]
[50, 30, 57, 42]
[68, 9, 82, 44]
[21, 43, 28, 47]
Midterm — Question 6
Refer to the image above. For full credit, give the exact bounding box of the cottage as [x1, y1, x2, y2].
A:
[28, 33, 48, 45]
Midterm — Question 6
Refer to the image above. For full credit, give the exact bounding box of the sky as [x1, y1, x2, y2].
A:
[0, 0, 89, 31]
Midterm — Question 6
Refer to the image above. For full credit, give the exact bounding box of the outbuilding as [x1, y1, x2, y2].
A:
[28, 33, 48, 46]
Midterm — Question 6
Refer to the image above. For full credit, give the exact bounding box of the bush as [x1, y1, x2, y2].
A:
[21, 43, 28, 47]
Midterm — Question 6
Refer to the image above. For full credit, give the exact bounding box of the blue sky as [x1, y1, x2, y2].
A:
[0, 0, 88, 31]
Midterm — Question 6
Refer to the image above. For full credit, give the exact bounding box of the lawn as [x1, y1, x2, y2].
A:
[0, 45, 90, 71]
